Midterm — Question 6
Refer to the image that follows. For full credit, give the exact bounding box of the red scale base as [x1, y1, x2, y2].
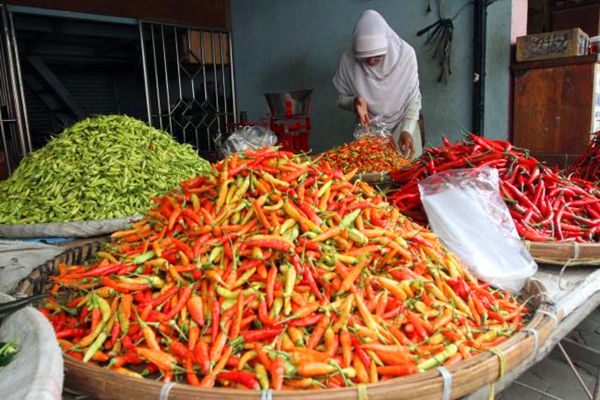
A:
[269, 115, 310, 153]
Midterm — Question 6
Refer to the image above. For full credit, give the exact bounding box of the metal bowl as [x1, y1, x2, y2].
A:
[264, 89, 313, 117]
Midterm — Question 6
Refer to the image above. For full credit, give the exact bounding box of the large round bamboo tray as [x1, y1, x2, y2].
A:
[0, 216, 140, 239]
[525, 241, 600, 266]
[15, 240, 557, 400]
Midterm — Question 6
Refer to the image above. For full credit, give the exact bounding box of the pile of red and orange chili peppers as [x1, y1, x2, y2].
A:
[568, 131, 600, 182]
[319, 135, 410, 174]
[389, 134, 600, 242]
[42, 147, 526, 390]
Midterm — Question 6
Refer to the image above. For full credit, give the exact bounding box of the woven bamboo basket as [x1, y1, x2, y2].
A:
[15, 240, 558, 400]
[525, 241, 600, 266]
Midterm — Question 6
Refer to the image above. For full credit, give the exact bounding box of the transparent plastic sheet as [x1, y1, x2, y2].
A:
[353, 115, 390, 139]
[216, 126, 277, 157]
[419, 167, 537, 293]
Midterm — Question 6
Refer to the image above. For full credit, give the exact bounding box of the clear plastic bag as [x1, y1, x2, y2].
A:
[216, 126, 277, 157]
[418, 167, 537, 293]
[353, 115, 390, 139]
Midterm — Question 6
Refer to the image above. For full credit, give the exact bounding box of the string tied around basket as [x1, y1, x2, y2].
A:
[558, 251, 578, 290]
[357, 383, 368, 400]
[159, 382, 176, 400]
[535, 308, 558, 326]
[525, 277, 552, 304]
[522, 327, 539, 360]
[486, 348, 506, 400]
[436, 366, 452, 400]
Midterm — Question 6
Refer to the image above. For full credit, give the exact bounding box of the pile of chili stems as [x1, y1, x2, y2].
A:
[319, 135, 410, 174]
[568, 131, 600, 182]
[389, 134, 600, 242]
[42, 147, 526, 390]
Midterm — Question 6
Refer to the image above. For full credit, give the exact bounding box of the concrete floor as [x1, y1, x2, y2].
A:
[499, 308, 600, 400]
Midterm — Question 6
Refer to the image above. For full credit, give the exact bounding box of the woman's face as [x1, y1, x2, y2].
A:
[363, 55, 384, 66]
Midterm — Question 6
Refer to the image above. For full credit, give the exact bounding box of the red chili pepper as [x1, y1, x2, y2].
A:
[288, 314, 323, 327]
[56, 328, 86, 339]
[161, 285, 192, 322]
[211, 297, 221, 343]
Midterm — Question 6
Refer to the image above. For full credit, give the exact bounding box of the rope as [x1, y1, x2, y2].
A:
[525, 277, 551, 303]
[573, 242, 580, 260]
[436, 366, 452, 400]
[536, 309, 558, 325]
[357, 383, 368, 400]
[260, 389, 273, 400]
[522, 327, 539, 360]
[486, 348, 506, 400]
[159, 382, 176, 400]
[558, 258, 575, 290]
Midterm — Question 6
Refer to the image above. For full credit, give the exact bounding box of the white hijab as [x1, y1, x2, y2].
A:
[333, 10, 420, 126]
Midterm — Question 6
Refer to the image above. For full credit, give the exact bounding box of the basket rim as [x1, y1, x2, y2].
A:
[26, 239, 557, 399]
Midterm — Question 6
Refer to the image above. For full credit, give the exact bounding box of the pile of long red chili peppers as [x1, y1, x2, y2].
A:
[568, 131, 600, 182]
[389, 134, 600, 242]
[319, 135, 410, 174]
[42, 147, 526, 390]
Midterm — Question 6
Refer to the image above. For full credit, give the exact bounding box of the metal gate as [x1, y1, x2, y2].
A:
[139, 21, 236, 159]
[0, 4, 30, 176]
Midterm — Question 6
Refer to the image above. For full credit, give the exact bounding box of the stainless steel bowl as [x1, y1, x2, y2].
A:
[264, 89, 313, 117]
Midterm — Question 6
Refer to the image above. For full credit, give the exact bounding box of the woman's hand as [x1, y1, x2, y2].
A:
[398, 131, 414, 157]
[354, 97, 369, 126]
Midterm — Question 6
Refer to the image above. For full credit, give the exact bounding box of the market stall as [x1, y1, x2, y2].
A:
[1, 1, 600, 399]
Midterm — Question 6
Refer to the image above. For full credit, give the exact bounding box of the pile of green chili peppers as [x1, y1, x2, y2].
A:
[0, 115, 211, 224]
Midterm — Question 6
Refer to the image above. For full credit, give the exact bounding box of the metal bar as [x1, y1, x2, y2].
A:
[1, 4, 26, 159]
[209, 31, 221, 154]
[150, 24, 163, 129]
[160, 25, 172, 134]
[560, 338, 600, 368]
[172, 26, 185, 142]
[138, 21, 152, 124]
[173, 27, 183, 101]
[8, 5, 138, 25]
[513, 381, 565, 400]
[211, 31, 221, 137]
[0, 19, 18, 174]
[219, 32, 228, 128]
[27, 55, 85, 118]
[558, 342, 594, 400]
[197, 29, 208, 149]
[472, 0, 486, 135]
[198, 30, 208, 100]
[0, 32, 12, 173]
[185, 28, 196, 145]
[9, 11, 30, 152]
[131, 18, 228, 32]
[228, 32, 237, 124]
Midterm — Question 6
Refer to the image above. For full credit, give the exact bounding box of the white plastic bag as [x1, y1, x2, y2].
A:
[353, 115, 390, 139]
[419, 167, 537, 293]
[216, 126, 277, 157]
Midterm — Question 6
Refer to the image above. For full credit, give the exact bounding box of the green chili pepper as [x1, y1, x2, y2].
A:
[0, 115, 210, 224]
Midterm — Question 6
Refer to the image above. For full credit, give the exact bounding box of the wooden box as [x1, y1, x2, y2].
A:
[179, 31, 230, 65]
[516, 28, 589, 62]
[512, 55, 600, 168]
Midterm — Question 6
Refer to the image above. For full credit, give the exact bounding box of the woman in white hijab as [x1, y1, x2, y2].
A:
[334, 9, 422, 157]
